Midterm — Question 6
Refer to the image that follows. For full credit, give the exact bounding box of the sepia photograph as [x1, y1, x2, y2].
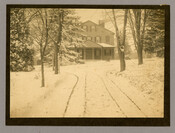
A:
[6, 5, 170, 126]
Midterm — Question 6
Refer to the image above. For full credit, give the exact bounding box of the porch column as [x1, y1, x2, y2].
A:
[112, 48, 114, 59]
[101, 47, 103, 60]
[84, 48, 86, 60]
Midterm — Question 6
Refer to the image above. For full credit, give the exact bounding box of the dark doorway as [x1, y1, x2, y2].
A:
[86, 49, 92, 59]
[94, 48, 101, 59]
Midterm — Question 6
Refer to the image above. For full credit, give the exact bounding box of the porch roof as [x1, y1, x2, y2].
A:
[83, 41, 102, 48]
[97, 43, 115, 48]
[68, 41, 115, 48]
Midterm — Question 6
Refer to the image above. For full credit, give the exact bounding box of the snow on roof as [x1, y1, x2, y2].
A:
[98, 43, 115, 48]
[84, 41, 101, 48]
[66, 41, 115, 48]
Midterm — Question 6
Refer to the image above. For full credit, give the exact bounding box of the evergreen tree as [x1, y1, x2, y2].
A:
[144, 9, 165, 57]
[61, 9, 85, 63]
[10, 8, 34, 71]
[48, 9, 85, 69]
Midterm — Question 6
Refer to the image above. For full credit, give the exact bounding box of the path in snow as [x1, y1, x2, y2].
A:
[63, 62, 147, 117]
[10, 59, 164, 117]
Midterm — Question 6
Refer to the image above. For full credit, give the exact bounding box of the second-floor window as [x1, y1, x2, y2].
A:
[87, 36, 92, 41]
[91, 25, 96, 32]
[83, 25, 88, 31]
[96, 36, 101, 43]
[106, 36, 110, 44]
[82, 36, 87, 41]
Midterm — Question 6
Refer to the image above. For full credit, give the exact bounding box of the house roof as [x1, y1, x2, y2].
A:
[68, 41, 115, 48]
[67, 41, 101, 48]
[82, 41, 115, 48]
[83, 41, 102, 48]
[82, 20, 115, 34]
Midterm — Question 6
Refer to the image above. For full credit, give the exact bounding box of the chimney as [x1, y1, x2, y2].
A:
[99, 20, 105, 28]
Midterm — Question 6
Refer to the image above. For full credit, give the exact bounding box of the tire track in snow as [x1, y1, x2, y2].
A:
[63, 72, 79, 117]
[105, 71, 147, 117]
[96, 74, 127, 117]
[83, 74, 87, 116]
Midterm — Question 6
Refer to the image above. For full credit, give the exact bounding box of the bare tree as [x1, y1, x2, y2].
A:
[30, 9, 51, 87]
[112, 9, 128, 71]
[128, 9, 148, 65]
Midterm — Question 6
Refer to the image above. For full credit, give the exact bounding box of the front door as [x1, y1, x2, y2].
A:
[94, 48, 101, 59]
[86, 49, 92, 59]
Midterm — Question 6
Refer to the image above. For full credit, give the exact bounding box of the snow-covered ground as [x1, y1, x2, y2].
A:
[10, 58, 164, 118]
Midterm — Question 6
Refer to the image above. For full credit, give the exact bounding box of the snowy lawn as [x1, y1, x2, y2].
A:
[107, 58, 164, 117]
[10, 66, 77, 117]
[10, 58, 164, 118]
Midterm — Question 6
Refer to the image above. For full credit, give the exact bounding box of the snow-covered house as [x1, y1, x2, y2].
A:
[76, 20, 115, 60]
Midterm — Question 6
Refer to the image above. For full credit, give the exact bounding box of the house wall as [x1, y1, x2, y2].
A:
[75, 21, 115, 60]
[81, 21, 114, 45]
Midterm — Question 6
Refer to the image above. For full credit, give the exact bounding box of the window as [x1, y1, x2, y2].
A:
[96, 36, 101, 43]
[106, 36, 110, 43]
[79, 36, 83, 40]
[91, 25, 96, 32]
[105, 49, 111, 56]
[87, 36, 92, 41]
[83, 37, 87, 41]
[83, 25, 88, 31]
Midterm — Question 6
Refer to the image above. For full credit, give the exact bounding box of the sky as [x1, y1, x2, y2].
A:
[75, 9, 104, 23]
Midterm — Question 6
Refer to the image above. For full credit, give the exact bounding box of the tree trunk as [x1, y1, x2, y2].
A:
[58, 54, 60, 73]
[54, 43, 58, 74]
[137, 45, 143, 65]
[132, 9, 144, 65]
[41, 56, 45, 87]
[54, 10, 63, 74]
[120, 9, 128, 71]
[52, 52, 55, 71]
[112, 9, 126, 72]
[40, 43, 45, 87]
[118, 50, 125, 71]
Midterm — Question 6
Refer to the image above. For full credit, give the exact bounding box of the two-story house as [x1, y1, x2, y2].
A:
[75, 20, 115, 60]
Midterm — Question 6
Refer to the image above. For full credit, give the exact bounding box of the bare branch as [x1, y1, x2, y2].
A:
[104, 9, 115, 26]
[128, 10, 138, 50]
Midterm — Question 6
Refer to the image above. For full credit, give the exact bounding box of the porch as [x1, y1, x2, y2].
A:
[76, 41, 115, 60]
